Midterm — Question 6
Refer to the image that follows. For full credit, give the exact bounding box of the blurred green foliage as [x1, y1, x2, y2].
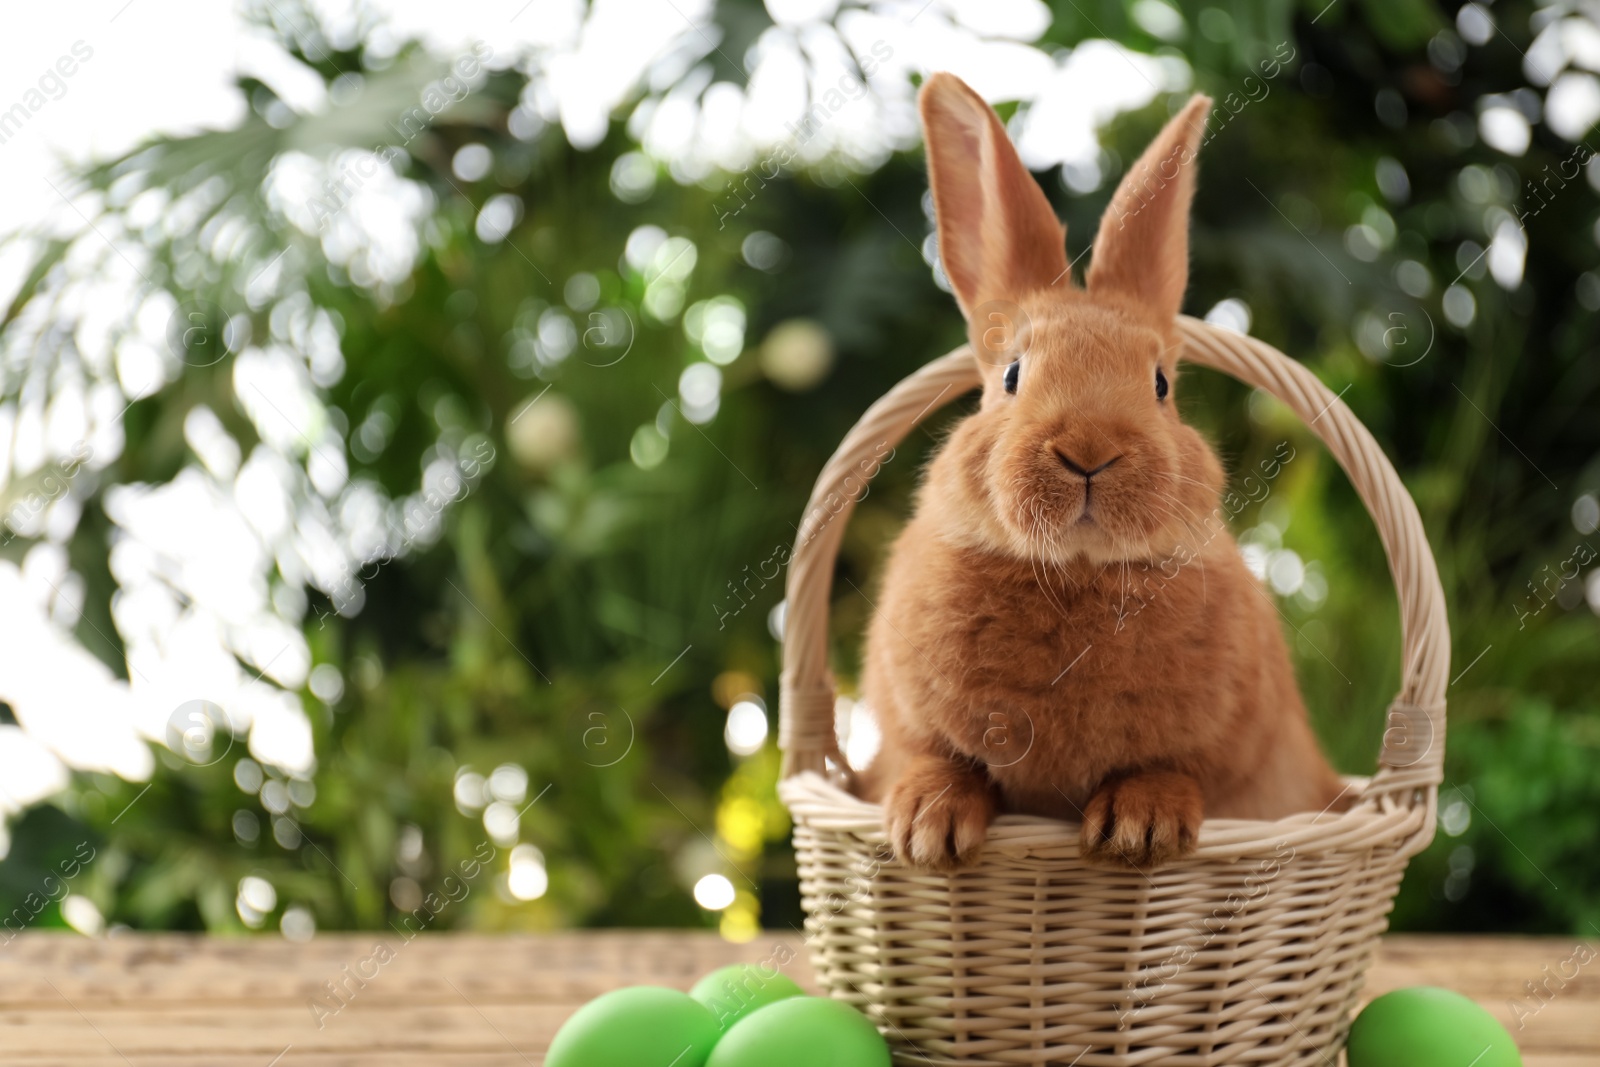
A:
[2, 0, 1598, 941]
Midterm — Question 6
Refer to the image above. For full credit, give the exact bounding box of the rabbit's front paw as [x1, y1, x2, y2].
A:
[1081, 770, 1202, 868]
[885, 758, 997, 871]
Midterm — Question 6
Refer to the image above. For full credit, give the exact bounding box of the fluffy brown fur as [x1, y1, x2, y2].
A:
[860, 73, 1347, 871]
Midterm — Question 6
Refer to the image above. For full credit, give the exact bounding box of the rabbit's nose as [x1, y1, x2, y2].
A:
[1055, 450, 1121, 478]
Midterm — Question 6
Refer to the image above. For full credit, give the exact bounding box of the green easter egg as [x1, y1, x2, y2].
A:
[546, 986, 719, 1067]
[1348, 987, 1521, 1067]
[706, 995, 891, 1067]
[689, 964, 806, 1029]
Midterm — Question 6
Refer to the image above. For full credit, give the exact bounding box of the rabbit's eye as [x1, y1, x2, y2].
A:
[1003, 360, 1020, 394]
[1155, 366, 1169, 401]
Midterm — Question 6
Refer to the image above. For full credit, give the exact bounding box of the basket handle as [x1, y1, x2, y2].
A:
[778, 317, 1450, 804]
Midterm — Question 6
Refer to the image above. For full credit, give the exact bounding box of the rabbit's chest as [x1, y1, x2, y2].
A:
[922, 563, 1236, 808]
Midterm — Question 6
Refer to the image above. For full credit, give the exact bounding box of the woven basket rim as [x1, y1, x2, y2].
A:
[781, 770, 1434, 863]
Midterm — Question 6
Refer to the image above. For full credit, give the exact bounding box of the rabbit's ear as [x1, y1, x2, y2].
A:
[920, 73, 1067, 318]
[1087, 95, 1212, 322]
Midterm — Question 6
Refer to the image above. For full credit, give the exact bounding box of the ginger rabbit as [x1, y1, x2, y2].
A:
[861, 73, 1347, 870]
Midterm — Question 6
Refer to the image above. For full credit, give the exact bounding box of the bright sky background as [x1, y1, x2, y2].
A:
[0, 0, 1186, 237]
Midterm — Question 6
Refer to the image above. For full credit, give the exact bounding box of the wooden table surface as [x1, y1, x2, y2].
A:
[0, 933, 1593, 1065]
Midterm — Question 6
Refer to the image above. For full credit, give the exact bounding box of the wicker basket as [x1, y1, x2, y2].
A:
[776, 316, 1449, 1066]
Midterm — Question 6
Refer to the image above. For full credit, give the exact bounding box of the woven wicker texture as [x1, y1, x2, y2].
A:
[777, 316, 1450, 1065]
